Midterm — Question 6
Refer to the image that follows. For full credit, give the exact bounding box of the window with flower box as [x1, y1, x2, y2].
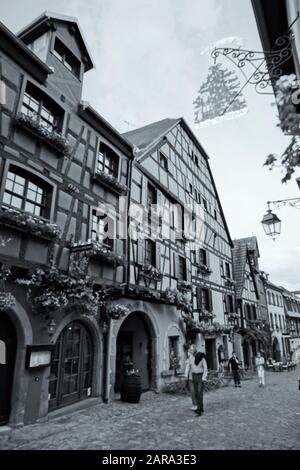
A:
[2, 165, 52, 219]
[21, 83, 63, 133]
[144, 239, 155, 267]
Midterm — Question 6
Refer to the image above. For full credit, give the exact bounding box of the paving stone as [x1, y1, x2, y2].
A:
[1, 370, 300, 450]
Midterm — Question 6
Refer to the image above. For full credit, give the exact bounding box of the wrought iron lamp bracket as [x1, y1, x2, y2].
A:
[267, 197, 300, 210]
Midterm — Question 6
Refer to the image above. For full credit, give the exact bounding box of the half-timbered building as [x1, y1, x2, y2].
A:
[0, 12, 132, 426]
[109, 118, 235, 393]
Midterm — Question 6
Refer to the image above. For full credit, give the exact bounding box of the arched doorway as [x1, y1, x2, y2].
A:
[48, 321, 93, 411]
[115, 313, 152, 392]
[0, 312, 17, 425]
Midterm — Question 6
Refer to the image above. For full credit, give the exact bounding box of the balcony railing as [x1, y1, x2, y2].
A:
[70, 241, 125, 267]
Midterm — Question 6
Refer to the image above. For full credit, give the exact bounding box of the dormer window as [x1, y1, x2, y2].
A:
[53, 38, 80, 78]
[97, 143, 119, 178]
[21, 83, 63, 133]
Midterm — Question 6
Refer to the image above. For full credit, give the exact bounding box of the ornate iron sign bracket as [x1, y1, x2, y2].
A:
[211, 14, 299, 114]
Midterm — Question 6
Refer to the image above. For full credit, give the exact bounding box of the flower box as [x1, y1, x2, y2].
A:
[177, 281, 192, 291]
[197, 264, 212, 275]
[93, 171, 127, 195]
[140, 264, 163, 281]
[71, 241, 125, 267]
[0, 207, 61, 241]
[198, 310, 215, 320]
[14, 112, 71, 156]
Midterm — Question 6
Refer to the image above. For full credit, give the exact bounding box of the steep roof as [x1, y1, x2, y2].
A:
[123, 118, 179, 152]
[17, 11, 95, 71]
[124, 116, 232, 247]
[232, 238, 259, 299]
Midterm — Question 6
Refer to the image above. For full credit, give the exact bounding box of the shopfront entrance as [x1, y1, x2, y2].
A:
[48, 322, 93, 411]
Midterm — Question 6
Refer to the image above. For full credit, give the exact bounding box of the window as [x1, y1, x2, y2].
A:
[21, 83, 62, 132]
[199, 248, 207, 266]
[220, 262, 224, 277]
[191, 250, 197, 264]
[53, 38, 80, 77]
[272, 293, 275, 305]
[267, 292, 271, 304]
[178, 256, 187, 281]
[225, 262, 231, 278]
[97, 143, 119, 178]
[202, 198, 208, 211]
[194, 155, 199, 167]
[3, 165, 51, 218]
[279, 316, 282, 331]
[91, 209, 114, 248]
[214, 209, 217, 220]
[144, 239, 155, 266]
[189, 183, 193, 195]
[159, 152, 168, 171]
[169, 336, 180, 370]
[147, 184, 157, 209]
[226, 295, 234, 313]
[201, 288, 210, 311]
[270, 313, 274, 329]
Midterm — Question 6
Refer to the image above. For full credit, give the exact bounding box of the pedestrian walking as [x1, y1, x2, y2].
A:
[228, 352, 241, 388]
[190, 350, 208, 416]
[255, 351, 265, 387]
[184, 344, 197, 410]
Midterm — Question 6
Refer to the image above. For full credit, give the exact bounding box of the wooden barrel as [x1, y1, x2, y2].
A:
[121, 374, 142, 403]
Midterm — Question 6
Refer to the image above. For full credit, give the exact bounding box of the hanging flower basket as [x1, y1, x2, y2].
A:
[14, 112, 72, 156]
[93, 171, 127, 195]
[106, 304, 129, 320]
[0, 207, 61, 240]
[163, 288, 192, 313]
[0, 292, 16, 311]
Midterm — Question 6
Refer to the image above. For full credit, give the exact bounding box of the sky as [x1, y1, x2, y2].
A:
[1, 0, 300, 291]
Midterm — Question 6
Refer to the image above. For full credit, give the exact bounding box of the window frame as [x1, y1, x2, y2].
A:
[52, 37, 81, 78]
[159, 151, 168, 171]
[96, 142, 120, 179]
[1, 161, 55, 221]
[90, 207, 115, 249]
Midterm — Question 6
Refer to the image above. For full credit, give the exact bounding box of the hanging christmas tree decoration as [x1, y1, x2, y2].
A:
[194, 63, 248, 128]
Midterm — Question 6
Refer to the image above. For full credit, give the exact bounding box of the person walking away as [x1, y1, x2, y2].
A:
[185, 345, 197, 410]
[191, 351, 208, 416]
[255, 352, 265, 387]
[228, 352, 241, 388]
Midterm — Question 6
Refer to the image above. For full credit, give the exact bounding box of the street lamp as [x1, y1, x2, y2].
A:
[261, 198, 300, 240]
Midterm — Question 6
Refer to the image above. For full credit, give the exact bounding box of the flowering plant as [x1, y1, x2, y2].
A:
[0, 292, 16, 311]
[177, 280, 192, 291]
[15, 112, 72, 156]
[106, 304, 129, 320]
[198, 263, 212, 274]
[72, 241, 125, 267]
[141, 264, 163, 280]
[94, 170, 127, 195]
[198, 309, 215, 320]
[163, 288, 192, 313]
[0, 207, 60, 240]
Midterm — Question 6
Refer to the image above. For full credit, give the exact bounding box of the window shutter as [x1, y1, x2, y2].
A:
[208, 290, 213, 312]
[174, 252, 179, 279]
[186, 258, 191, 282]
[137, 239, 144, 265]
[141, 175, 147, 206]
[196, 286, 202, 310]
[156, 241, 161, 271]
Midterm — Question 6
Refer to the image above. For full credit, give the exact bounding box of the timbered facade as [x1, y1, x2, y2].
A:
[0, 13, 132, 425]
[111, 117, 236, 389]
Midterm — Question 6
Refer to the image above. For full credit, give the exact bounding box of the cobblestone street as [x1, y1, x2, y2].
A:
[1, 370, 300, 450]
